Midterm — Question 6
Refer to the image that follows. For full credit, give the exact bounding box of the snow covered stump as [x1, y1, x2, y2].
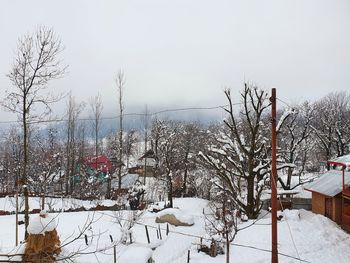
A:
[23, 211, 61, 263]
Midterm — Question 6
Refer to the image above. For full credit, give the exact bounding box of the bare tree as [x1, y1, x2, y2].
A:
[204, 188, 238, 263]
[142, 105, 150, 184]
[124, 129, 138, 169]
[89, 93, 103, 165]
[115, 71, 125, 189]
[65, 94, 85, 194]
[156, 120, 181, 208]
[311, 92, 350, 167]
[1, 26, 66, 238]
[178, 122, 203, 196]
[278, 102, 314, 189]
[200, 85, 271, 219]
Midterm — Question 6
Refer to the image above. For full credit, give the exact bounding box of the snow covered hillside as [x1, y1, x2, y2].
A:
[0, 198, 349, 262]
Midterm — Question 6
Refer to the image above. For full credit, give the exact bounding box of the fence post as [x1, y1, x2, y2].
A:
[145, 225, 150, 244]
[109, 235, 116, 263]
[187, 250, 190, 263]
[158, 224, 162, 240]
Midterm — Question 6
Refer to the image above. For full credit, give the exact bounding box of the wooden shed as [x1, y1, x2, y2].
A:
[304, 154, 350, 232]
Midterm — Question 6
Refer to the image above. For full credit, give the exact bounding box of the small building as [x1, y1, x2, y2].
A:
[76, 155, 123, 183]
[128, 150, 158, 177]
[304, 154, 350, 232]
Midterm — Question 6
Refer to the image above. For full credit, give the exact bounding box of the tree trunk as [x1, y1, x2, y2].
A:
[226, 231, 230, 263]
[167, 172, 173, 208]
[22, 106, 29, 239]
[182, 152, 189, 196]
[246, 178, 256, 218]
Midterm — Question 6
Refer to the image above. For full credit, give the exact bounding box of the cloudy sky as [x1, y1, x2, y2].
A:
[0, 0, 349, 121]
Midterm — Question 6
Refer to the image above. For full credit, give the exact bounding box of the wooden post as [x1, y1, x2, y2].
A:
[166, 223, 169, 236]
[270, 88, 278, 263]
[109, 235, 116, 263]
[158, 224, 162, 240]
[342, 167, 345, 191]
[145, 225, 150, 244]
[187, 250, 190, 263]
[156, 229, 159, 239]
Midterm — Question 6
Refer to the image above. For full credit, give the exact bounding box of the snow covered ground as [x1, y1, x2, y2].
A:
[0, 198, 349, 262]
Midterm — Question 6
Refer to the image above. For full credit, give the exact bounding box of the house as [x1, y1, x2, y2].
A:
[304, 154, 350, 232]
[128, 149, 158, 177]
[76, 155, 122, 182]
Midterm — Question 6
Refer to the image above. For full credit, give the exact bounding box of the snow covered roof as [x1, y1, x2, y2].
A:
[328, 154, 350, 167]
[304, 170, 350, 197]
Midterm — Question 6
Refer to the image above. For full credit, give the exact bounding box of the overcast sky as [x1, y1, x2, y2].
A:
[0, 0, 349, 121]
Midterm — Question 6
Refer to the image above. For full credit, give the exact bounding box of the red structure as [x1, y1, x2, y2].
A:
[82, 155, 113, 173]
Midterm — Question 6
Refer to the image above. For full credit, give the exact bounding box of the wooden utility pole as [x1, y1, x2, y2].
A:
[270, 88, 278, 263]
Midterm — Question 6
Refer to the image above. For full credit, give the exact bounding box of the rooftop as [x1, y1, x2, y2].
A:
[328, 154, 350, 168]
[304, 170, 350, 197]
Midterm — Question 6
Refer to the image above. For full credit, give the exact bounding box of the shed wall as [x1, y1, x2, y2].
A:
[312, 192, 325, 215]
[332, 194, 342, 224]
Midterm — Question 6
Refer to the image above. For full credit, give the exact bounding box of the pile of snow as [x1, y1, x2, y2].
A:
[281, 209, 300, 221]
[118, 244, 153, 263]
[27, 211, 57, 235]
[156, 208, 194, 226]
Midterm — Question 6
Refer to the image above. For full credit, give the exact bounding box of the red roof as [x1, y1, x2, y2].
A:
[82, 155, 113, 173]
[327, 154, 350, 168]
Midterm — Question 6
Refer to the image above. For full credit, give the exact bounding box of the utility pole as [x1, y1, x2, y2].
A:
[270, 88, 278, 263]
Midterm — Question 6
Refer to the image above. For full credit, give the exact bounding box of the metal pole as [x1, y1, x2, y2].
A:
[270, 88, 278, 263]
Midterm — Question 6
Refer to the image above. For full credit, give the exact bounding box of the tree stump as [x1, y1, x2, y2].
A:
[23, 211, 61, 263]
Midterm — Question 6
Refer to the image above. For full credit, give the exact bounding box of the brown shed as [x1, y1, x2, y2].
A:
[304, 169, 350, 230]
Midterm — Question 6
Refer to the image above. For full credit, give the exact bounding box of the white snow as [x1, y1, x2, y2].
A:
[118, 244, 153, 263]
[27, 211, 57, 235]
[0, 198, 349, 262]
